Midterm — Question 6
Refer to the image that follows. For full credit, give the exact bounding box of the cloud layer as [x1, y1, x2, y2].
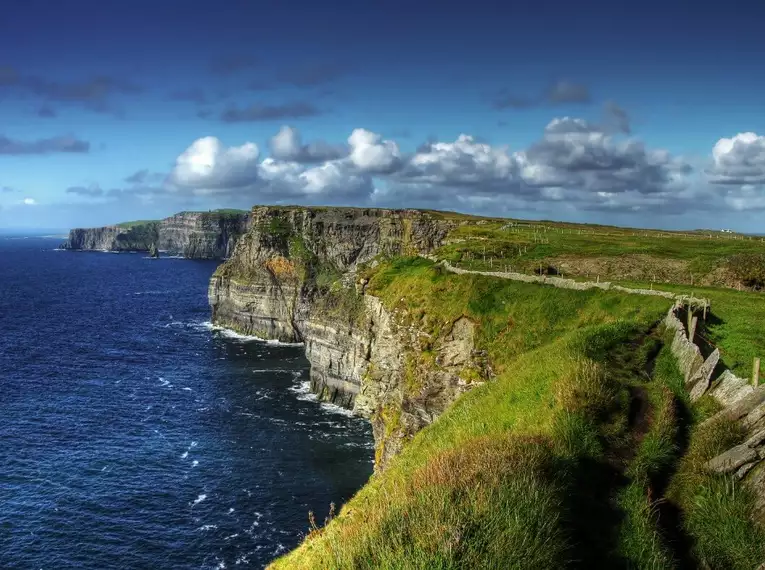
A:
[57, 117, 763, 217]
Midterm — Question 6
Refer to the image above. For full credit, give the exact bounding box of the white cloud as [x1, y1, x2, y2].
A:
[22, 197, 36, 205]
[709, 132, 765, 185]
[269, 125, 346, 163]
[87, 123, 765, 219]
[348, 128, 401, 173]
[168, 136, 260, 193]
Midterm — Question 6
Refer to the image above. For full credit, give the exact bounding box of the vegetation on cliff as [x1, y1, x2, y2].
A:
[269, 258, 761, 568]
[203, 206, 765, 569]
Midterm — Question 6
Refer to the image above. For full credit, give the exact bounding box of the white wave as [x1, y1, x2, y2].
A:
[190, 493, 207, 507]
[181, 451, 188, 459]
[182, 387, 192, 391]
[320, 402, 356, 417]
[196, 524, 218, 532]
[224, 533, 239, 541]
[158, 377, 170, 387]
[191, 441, 198, 448]
[192, 460, 199, 467]
[200, 321, 304, 346]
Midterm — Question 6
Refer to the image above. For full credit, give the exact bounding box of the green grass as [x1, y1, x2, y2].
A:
[270, 259, 673, 569]
[115, 219, 157, 228]
[435, 218, 765, 285]
[617, 281, 765, 379]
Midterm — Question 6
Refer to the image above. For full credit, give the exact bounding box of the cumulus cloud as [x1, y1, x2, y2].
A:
[125, 122, 712, 217]
[0, 135, 90, 155]
[22, 198, 36, 205]
[168, 136, 261, 192]
[518, 120, 691, 200]
[708, 132, 765, 185]
[402, 135, 516, 189]
[269, 126, 347, 163]
[348, 129, 401, 173]
[219, 102, 321, 122]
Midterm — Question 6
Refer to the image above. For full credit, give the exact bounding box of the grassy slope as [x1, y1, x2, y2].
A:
[271, 258, 765, 569]
[271, 258, 674, 568]
[432, 218, 765, 380]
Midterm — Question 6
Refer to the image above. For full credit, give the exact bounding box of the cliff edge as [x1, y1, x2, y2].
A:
[208, 206, 481, 468]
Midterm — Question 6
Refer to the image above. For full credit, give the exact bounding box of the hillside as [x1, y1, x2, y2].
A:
[202, 206, 765, 569]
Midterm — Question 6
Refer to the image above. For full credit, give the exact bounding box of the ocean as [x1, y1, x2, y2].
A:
[0, 236, 374, 569]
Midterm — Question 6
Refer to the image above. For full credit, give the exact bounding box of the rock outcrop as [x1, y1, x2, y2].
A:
[62, 210, 249, 259]
[208, 206, 482, 469]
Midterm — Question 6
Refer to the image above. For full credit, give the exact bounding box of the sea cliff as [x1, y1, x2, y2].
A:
[208, 206, 484, 468]
[62, 210, 249, 259]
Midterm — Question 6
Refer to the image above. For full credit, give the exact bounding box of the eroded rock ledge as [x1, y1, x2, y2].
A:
[208, 206, 488, 469]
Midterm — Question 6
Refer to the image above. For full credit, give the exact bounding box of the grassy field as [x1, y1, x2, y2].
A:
[435, 218, 765, 288]
[269, 258, 765, 569]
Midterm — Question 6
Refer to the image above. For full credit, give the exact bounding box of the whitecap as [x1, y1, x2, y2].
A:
[182, 387, 192, 391]
[181, 451, 189, 459]
[320, 402, 356, 417]
[202, 322, 305, 346]
[224, 533, 239, 541]
[190, 493, 207, 507]
[192, 460, 199, 467]
[227, 508, 235, 514]
[196, 524, 218, 532]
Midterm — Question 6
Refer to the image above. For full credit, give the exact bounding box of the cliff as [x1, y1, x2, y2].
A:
[62, 210, 249, 259]
[208, 206, 474, 468]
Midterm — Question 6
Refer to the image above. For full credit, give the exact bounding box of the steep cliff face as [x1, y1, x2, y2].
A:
[64, 223, 159, 251]
[158, 211, 249, 258]
[208, 206, 480, 468]
[63, 211, 248, 259]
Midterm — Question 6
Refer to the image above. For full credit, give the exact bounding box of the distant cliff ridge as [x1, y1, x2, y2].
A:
[63, 210, 249, 259]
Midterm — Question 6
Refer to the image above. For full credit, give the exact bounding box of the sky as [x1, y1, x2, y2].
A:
[1, 0, 764, 232]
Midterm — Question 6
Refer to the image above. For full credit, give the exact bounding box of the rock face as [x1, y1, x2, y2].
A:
[62, 211, 249, 259]
[208, 206, 483, 469]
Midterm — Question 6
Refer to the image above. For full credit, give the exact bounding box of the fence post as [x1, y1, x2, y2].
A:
[689, 316, 698, 343]
[753, 358, 761, 387]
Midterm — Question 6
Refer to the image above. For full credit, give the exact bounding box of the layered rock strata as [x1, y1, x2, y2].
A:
[62, 211, 249, 259]
[208, 206, 488, 468]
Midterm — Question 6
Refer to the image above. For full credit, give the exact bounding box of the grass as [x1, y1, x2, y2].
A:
[270, 259, 673, 569]
[115, 219, 157, 228]
[434, 217, 765, 286]
[617, 281, 765, 379]
[668, 411, 765, 569]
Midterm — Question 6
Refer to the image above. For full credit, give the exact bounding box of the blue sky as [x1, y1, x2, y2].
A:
[1, 0, 764, 231]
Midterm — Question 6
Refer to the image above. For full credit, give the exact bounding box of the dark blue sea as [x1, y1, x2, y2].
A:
[0, 236, 374, 569]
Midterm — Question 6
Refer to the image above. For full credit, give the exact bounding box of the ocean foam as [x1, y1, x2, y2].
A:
[190, 493, 207, 507]
[196, 524, 217, 532]
[181, 451, 188, 459]
[192, 460, 199, 467]
[200, 321, 304, 346]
